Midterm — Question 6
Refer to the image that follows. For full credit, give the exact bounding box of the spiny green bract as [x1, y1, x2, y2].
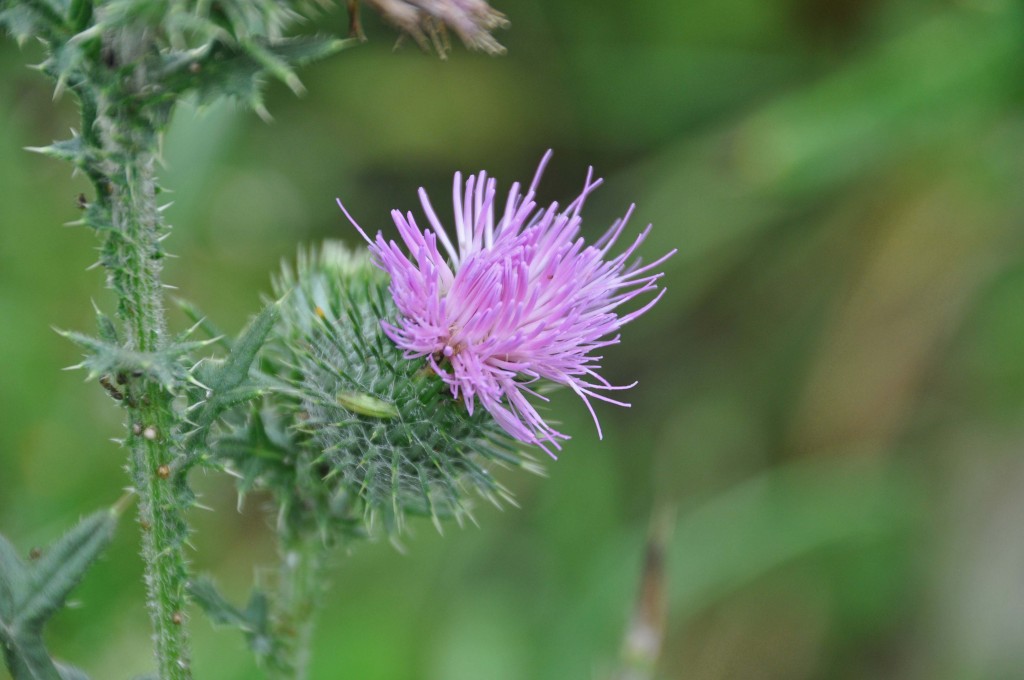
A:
[266, 242, 541, 535]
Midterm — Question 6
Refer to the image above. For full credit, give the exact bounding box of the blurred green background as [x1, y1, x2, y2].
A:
[3, 0, 1024, 678]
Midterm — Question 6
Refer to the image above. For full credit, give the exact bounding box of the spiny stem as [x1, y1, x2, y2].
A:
[93, 44, 192, 680]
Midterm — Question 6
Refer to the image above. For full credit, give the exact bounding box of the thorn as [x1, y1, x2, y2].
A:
[186, 374, 211, 391]
[223, 467, 244, 481]
[254, 104, 274, 124]
[112, 491, 136, 516]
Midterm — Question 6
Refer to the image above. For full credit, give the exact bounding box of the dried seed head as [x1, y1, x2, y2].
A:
[361, 0, 508, 56]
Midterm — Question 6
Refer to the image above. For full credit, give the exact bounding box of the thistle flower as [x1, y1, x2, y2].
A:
[341, 151, 675, 457]
[265, 244, 538, 535]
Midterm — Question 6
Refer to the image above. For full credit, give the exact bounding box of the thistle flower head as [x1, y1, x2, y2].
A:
[266, 244, 538, 535]
[342, 151, 675, 457]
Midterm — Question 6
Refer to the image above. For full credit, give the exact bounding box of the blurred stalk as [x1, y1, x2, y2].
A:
[615, 507, 674, 680]
[270, 529, 326, 680]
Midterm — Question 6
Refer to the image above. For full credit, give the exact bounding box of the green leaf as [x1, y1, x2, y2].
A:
[188, 576, 248, 628]
[15, 510, 118, 628]
[57, 328, 211, 391]
[270, 34, 353, 67]
[0, 534, 28, 618]
[167, 35, 352, 116]
[2, 643, 62, 680]
[668, 459, 921, 621]
[67, 0, 92, 32]
[24, 136, 92, 166]
[189, 576, 276, 662]
[241, 38, 304, 95]
[0, 3, 61, 44]
[174, 298, 231, 351]
[186, 302, 280, 451]
[1, 505, 121, 680]
[92, 304, 119, 345]
[55, 662, 90, 680]
[216, 302, 280, 397]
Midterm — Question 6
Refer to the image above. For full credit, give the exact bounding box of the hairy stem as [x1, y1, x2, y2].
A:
[270, 532, 324, 680]
[91, 39, 193, 680]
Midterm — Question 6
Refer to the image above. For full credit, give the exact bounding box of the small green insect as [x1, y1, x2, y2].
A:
[337, 390, 398, 419]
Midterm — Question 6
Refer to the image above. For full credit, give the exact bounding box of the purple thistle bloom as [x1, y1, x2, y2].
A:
[339, 151, 675, 457]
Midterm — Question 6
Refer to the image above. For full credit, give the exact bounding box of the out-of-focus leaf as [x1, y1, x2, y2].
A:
[738, 9, 1022, 192]
[0, 506, 121, 680]
[668, 459, 922, 620]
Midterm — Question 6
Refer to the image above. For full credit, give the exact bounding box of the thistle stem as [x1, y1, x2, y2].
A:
[108, 139, 193, 680]
[88, 41, 193, 680]
[271, 532, 324, 680]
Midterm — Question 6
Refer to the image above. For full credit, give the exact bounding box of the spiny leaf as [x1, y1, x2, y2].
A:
[0, 504, 122, 680]
[92, 303, 119, 345]
[0, 3, 62, 44]
[15, 509, 119, 629]
[55, 662, 90, 680]
[187, 302, 280, 441]
[174, 298, 231, 351]
[241, 38, 305, 95]
[189, 576, 275, 661]
[24, 136, 92, 166]
[169, 34, 352, 114]
[271, 34, 353, 66]
[67, 0, 92, 32]
[2, 643, 62, 680]
[188, 576, 248, 628]
[57, 329, 215, 390]
[215, 301, 280, 396]
[0, 534, 28, 618]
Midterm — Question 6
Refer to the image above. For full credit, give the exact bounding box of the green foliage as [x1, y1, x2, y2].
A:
[58, 327, 217, 392]
[0, 2, 355, 674]
[187, 577, 277, 664]
[183, 301, 280, 460]
[0, 0, 348, 115]
[0, 504, 124, 680]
